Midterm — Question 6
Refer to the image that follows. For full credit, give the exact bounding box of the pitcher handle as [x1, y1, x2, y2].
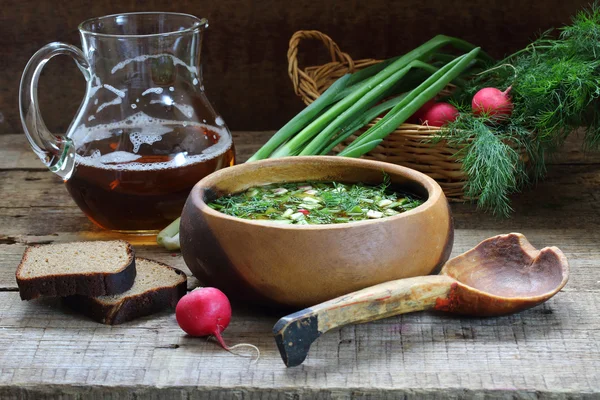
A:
[19, 42, 90, 179]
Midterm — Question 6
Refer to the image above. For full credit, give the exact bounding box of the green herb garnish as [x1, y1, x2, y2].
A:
[207, 176, 423, 225]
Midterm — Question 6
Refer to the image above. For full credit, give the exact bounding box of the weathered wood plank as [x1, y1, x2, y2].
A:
[452, 163, 600, 230]
[0, 171, 74, 209]
[1, 288, 599, 397]
[0, 134, 45, 170]
[549, 128, 600, 165]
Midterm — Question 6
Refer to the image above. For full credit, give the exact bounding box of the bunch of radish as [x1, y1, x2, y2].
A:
[411, 86, 513, 127]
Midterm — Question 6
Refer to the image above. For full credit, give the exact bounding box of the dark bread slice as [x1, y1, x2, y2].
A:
[64, 258, 187, 325]
[16, 240, 136, 300]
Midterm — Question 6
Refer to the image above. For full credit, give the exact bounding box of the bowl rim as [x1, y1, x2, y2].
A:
[188, 156, 445, 230]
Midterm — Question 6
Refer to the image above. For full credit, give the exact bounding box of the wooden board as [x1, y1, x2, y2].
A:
[1, 133, 600, 398]
[1, 289, 599, 399]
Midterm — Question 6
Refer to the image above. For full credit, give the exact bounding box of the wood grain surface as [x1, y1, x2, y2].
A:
[1, 133, 600, 398]
[0, 0, 593, 134]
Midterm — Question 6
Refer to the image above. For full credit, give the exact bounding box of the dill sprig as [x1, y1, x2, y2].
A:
[560, 4, 600, 59]
[321, 183, 359, 211]
[442, 112, 531, 216]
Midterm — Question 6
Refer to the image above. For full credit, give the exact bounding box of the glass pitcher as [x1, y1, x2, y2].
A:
[19, 12, 235, 233]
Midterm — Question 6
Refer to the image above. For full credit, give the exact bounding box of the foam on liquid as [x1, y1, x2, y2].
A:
[110, 54, 199, 76]
[71, 112, 232, 171]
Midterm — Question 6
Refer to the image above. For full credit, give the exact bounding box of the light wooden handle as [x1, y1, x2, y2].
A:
[273, 275, 456, 367]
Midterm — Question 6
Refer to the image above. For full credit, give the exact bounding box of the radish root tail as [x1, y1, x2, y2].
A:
[227, 343, 261, 362]
[211, 332, 261, 362]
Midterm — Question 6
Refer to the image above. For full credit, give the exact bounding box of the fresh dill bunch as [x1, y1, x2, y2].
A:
[441, 111, 532, 217]
[554, 3, 600, 150]
[463, 50, 600, 145]
[512, 54, 600, 146]
[438, 2, 600, 216]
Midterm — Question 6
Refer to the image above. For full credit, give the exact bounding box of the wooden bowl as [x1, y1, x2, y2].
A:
[180, 156, 454, 308]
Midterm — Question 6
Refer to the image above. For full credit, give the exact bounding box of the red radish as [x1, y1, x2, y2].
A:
[298, 209, 310, 215]
[472, 86, 514, 119]
[408, 100, 436, 123]
[176, 287, 260, 359]
[419, 102, 459, 127]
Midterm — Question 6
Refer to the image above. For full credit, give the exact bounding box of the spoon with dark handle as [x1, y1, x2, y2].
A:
[273, 233, 569, 367]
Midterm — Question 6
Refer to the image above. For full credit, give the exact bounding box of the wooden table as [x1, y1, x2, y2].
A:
[1, 132, 600, 399]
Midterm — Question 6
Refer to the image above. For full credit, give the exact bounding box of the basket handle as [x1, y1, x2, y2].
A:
[287, 30, 355, 97]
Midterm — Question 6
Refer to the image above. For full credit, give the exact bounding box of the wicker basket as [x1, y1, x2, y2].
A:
[288, 30, 471, 201]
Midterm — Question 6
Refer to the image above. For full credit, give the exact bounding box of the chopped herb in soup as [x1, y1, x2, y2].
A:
[207, 176, 424, 225]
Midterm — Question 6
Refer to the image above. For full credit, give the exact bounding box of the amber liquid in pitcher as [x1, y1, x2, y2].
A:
[66, 117, 234, 232]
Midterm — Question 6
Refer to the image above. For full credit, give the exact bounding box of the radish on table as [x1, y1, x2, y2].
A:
[176, 287, 260, 360]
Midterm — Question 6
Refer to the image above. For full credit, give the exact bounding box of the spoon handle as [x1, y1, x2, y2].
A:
[273, 274, 456, 367]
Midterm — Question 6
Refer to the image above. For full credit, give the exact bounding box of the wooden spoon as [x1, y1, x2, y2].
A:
[273, 233, 569, 367]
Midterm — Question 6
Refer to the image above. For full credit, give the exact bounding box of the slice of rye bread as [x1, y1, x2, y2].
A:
[16, 240, 136, 300]
[64, 258, 187, 325]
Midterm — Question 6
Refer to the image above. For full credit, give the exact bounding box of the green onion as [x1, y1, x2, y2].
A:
[318, 94, 408, 155]
[409, 60, 468, 87]
[331, 57, 403, 102]
[340, 47, 481, 156]
[298, 65, 412, 155]
[247, 74, 351, 161]
[345, 56, 402, 86]
[343, 34, 492, 87]
[156, 217, 181, 251]
[339, 139, 383, 158]
[304, 60, 468, 156]
[430, 52, 459, 64]
[270, 35, 482, 158]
